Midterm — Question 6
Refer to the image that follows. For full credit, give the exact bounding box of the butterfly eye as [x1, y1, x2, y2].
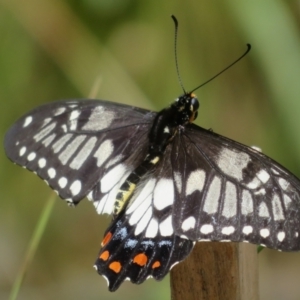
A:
[190, 97, 199, 112]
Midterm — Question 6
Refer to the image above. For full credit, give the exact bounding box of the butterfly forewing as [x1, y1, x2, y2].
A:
[171, 123, 300, 251]
[4, 100, 156, 208]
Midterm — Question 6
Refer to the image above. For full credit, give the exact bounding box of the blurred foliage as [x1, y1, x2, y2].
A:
[1, 0, 300, 299]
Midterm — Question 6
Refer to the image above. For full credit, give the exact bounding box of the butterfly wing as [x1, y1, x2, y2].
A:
[94, 145, 194, 291]
[4, 99, 156, 212]
[171, 123, 300, 251]
[96, 213, 193, 291]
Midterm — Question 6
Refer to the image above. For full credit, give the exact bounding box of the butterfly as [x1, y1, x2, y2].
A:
[4, 17, 300, 291]
[4, 91, 300, 291]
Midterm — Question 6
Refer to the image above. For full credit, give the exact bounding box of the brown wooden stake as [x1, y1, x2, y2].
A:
[170, 242, 258, 300]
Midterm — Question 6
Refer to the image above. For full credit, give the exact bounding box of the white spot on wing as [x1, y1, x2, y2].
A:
[222, 181, 237, 218]
[278, 178, 289, 190]
[126, 179, 156, 215]
[27, 152, 36, 161]
[241, 190, 253, 215]
[174, 172, 182, 193]
[82, 106, 115, 131]
[221, 226, 235, 235]
[23, 116, 33, 127]
[153, 178, 174, 210]
[251, 145, 262, 152]
[38, 158, 46, 168]
[87, 190, 94, 201]
[70, 180, 81, 196]
[94, 140, 114, 167]
[217, 148, 251, 181]
[271, 168, 280, 175]
[47, 168, 56, 179]
[70, 137, 97, 169]
[68, 104, 78, 109]
[256, 170, 270, 184]
[54, 107, 66, 116]
[105, 154, 123, 169]
[58, 177, 68, 188]
[258, 202, 269, 218]
[200, 224, 214, 234]
[283, 194, 292, 208]
[145, 218, 159, 238]
[93, 198, 106, 214]
[19, 146, 26, 156]
[272, 194, 284, 221]
[169, 262, 179, 270]
[134, 207, 152, 235]
[159, 215, 173, 236]
[254, 188, 266, 196]
[186, 169, 206, 196]
[181, 216, 196, 231]
[260, 228, 270, 238]
[69, 110, 80, 130]
[58, 135, 86, 165]
[42, 118, 52, 127]
[242, 226, 253, 235]
[42, 133, 56, 147]
[52, 134, 73, 153]
[203, 176, 221, 214]
[163, 127, 170, 133]
[277, 231, 285, 242]
[101, 164, 127, 193]
[61, 124, 67, 132]
[129, 195, 151, 226]
[34, 122, 56, 142]
[247, 177, 261, 189]
[101, 274, 109, 287]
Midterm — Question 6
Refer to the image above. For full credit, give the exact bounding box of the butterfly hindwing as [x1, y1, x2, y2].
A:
[171, 123, 300, 251]
[4, 100, 156, 208]
[95, 145, 194, 290]
[96, 211, 194, 291]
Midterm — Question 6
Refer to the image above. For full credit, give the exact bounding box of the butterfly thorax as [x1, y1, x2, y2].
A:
[112, 93, 199, 216]
[148, 93, 199, 156]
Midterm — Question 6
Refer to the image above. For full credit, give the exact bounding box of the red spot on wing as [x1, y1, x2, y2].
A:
[109, 261, 122, 273]
[152, 261, 161, 269]
[99, 250, 109, 261]
[133, 253, 148, 267]
[101, 232, 112, 247]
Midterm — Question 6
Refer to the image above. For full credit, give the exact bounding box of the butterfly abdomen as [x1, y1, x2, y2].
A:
[113, 154, 161, 215]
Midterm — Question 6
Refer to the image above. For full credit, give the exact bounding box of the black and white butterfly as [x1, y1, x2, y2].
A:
[4, 17, 300, 291]
[4, 92, 300, 291]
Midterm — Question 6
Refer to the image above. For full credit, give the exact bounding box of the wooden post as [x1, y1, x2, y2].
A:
[170, 242, 258, 300]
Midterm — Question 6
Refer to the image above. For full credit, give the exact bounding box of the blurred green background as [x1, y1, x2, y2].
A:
[1, 0, 300, 299]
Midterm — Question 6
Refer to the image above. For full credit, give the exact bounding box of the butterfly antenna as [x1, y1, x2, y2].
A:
[191, 44, 251, 93]
[171, 15, 186, 94]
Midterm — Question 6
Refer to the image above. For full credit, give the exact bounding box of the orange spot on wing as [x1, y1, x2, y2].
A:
[152, 261, 161, 269]
[133, 253, 148, 266]
[101, 232, 112, 247]
[109, 261, 122, 273]
[99, 250, 109, 261]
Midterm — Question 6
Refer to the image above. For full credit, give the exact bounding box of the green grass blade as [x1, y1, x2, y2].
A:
[9, 194, 56, 300]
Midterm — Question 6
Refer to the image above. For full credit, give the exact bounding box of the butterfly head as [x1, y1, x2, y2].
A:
[173, 92, 199, 124]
